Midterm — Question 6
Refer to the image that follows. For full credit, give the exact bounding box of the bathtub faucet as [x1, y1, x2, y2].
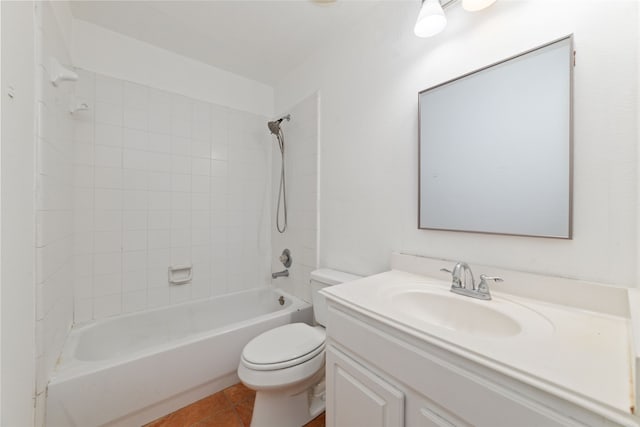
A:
[272, 269, 289, 279]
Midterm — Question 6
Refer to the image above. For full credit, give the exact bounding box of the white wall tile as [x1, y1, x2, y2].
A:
[94, 189, 122, 211]
[95, 102, 123, 127]
[74, 165, 94, 188]
[93, 273, 122, 297]
[147, 287, 170, 309]
[191, 140, 211, 158]
[171, 192, 190, 211]
[94, 145, 122, 168]
[148, 229, 171, 249]
[123, 190, 148, 211]
[192, 175, 210, 193]
[123, 149, 147, 171]
[171, 156, 191, 174]
[95, 123, 122, 147]
[123, 230, 147, 252]
[148, 172, 171, 191]
[170, 284, 191, 304]
[123, 128, 148, 151]
[147, 248, 170, 267]
[123, 290, 147, 313]
[148, 211, 171, 230]
[171, 229, 191, 248]
[123, 211, 147, 230]
[74, 141, 94, 165]
[94, 210, 122, 232]
[123, 270, 147, 292]
[123, 250, 147, 272]
[211, 160, 227, 177]
[147, 152, 172, 172]
[73, 70, 272, 322]
[171, 174, 191, 192]
[74, 298, 93, 323]
[148, 103, 172, 135]
[124, 82, 148, 109]
[171, 136, 191, 156]
[94, 167, 122, 189]
[170, 246, 191, 265]
[123, 169, 148, 191]
[171, 210, 190, 229]
[149, 133, 171, 153]
[191, 211, 209, 229]
[75, 121, 94, 144]
[191, 158, 210, 176]
[94, 231, 122, 253]
[93, 294, 122, 318]
[148, 191, 171, 211]
[95, 75, 123, 104]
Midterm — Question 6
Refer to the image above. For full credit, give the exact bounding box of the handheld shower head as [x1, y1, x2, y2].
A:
[267, 114, 291, 135]
[268, 119, 282, 135]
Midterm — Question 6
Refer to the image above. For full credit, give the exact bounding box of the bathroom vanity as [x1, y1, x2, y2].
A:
[321, 254, 640, 427]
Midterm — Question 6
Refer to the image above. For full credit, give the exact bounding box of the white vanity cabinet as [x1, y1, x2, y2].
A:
[324, 303, 630, 427]
[326, 345, 404, 427]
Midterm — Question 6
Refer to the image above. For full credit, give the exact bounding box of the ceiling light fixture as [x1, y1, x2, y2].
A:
[414, 0, 497, 38]
[414, 0, 447, 38]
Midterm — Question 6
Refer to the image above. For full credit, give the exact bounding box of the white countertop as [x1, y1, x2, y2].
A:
[322, 268, 635, 422]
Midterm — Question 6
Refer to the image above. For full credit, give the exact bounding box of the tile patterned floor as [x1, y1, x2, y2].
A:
[144, 383, 325, 427]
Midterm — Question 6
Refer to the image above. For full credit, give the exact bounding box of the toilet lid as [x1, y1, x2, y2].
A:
[242, 323, 325, 368]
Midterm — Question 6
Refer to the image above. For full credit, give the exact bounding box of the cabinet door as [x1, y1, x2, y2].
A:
[326, 345, 404, 427]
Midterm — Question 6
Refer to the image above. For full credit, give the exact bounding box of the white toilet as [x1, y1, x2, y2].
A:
[238, 269, 361, 427]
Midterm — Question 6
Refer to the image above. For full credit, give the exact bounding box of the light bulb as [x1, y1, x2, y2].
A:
[414, 0, 447, 38]
[462, 0, 497, 12]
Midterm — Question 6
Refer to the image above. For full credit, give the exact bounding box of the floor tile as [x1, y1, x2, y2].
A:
[222, 383, 256, 406]
[234, 400, 253, 426]
[193, 407, 243, 427]
[145, 383, 324, 427]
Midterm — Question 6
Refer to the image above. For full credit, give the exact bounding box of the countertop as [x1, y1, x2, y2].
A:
[322, 269, 635, 422]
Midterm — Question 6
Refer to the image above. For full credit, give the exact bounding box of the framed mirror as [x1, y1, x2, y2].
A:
[418, 36, 573, 238]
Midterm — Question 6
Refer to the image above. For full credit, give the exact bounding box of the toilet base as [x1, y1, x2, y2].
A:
[249, 372, 325, 427]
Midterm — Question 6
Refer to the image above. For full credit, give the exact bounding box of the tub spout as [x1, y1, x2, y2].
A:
[272, 269, 289, 279]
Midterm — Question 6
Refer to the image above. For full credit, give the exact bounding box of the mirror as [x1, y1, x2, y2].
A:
[418, 36, 573, 238]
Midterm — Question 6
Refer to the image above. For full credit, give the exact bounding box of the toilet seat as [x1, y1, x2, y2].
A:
[241, 323, 326, 371]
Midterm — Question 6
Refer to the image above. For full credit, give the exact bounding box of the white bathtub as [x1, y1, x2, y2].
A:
[46, 287, 312, 427]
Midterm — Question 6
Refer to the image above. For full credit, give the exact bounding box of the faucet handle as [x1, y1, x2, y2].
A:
[440, 267, 463, 288]
[477, 274, 503, 299]
[479, 274, 503, 283]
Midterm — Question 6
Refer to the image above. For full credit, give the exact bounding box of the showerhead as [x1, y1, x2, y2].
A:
[267, 114, 291, 135]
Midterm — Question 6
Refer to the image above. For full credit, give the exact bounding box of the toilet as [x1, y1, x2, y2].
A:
[238, 269, 361, 427]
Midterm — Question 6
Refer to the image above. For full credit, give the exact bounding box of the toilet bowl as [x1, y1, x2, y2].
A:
[237, 269, 361, 427]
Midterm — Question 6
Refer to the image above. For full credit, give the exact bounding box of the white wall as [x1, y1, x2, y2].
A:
[275, 0, 639, 287]
[72, 19, 274, 118]
[271, 94, 318, 302]
[35, 1, 75, 424]
[72, 70, 272, 322]
[1, 1, 36, 425]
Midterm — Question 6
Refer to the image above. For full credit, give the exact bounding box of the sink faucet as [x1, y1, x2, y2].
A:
[272, 269, 289, 279]
[440, 262, 502, 300]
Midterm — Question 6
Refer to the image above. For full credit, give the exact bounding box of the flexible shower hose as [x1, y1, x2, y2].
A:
[275, 129, 287, 233]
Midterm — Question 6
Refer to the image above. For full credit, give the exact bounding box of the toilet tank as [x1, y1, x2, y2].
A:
[310, 269, 362, 326]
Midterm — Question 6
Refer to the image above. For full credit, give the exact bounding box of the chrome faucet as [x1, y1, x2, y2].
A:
[272, 269, 289, 279]
[440, 262, 502, 300]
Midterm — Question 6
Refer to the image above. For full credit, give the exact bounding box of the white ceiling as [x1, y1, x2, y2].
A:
[69, 0, 388, 86]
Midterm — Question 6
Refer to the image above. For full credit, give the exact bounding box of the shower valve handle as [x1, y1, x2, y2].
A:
[279, 249, 292, 268]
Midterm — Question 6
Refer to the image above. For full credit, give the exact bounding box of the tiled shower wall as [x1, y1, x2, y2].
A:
[35, 1, 75, 420]
[270, 94, 318, 303]
[72, 70, 272, 322]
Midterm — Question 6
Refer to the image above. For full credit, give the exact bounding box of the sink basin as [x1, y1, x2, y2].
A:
[386, 286, 554, 338]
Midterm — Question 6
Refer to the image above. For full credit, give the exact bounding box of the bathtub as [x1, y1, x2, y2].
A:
[46, 287, 312, 427]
